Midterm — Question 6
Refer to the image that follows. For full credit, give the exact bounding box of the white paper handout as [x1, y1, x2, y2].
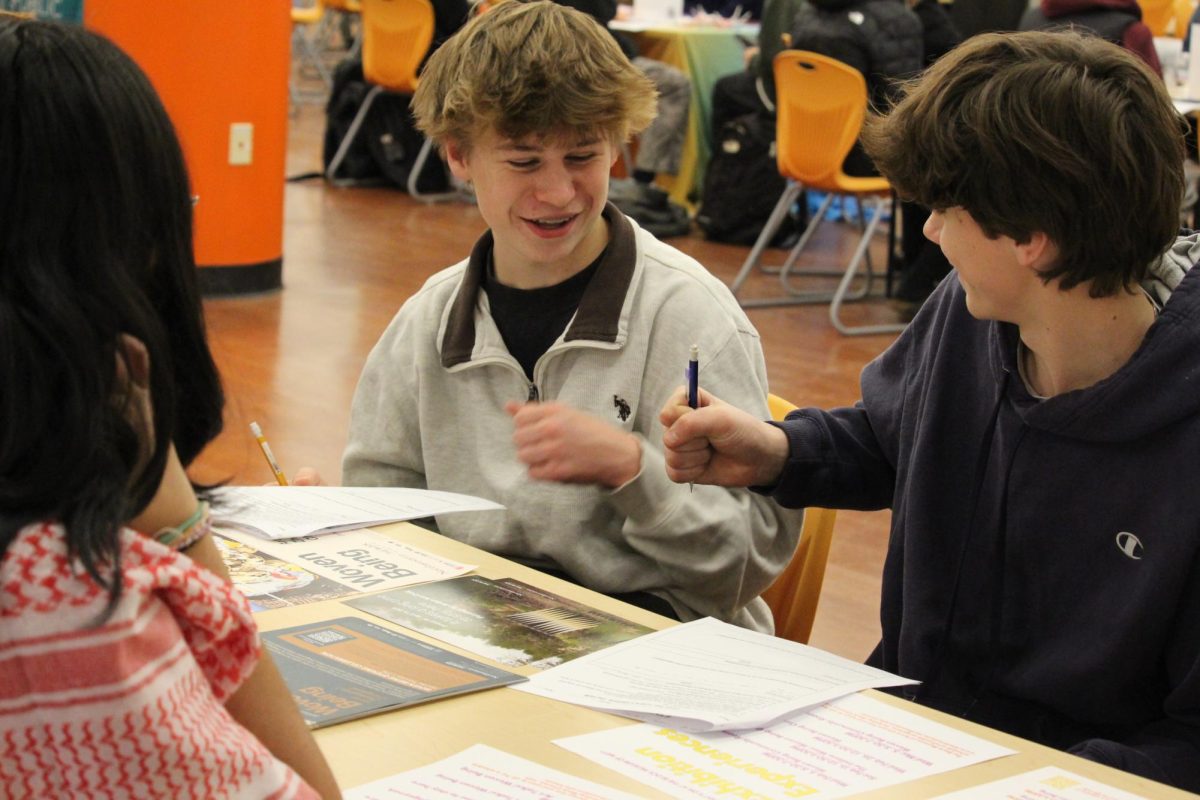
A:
[213, 486, 504, 540]
[556, 692, 1014, 800]
[928, 766, 1149, 800]
[344, 744, 643, 800]
[515, 616, 917, 731]
[216, 526, 473, 598]
[631, 0, 683, 23]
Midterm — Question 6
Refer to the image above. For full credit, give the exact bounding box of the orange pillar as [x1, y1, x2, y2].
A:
[86, 2, 291, 295]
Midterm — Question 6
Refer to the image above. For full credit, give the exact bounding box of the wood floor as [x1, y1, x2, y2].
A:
[192, 102, 907, 661]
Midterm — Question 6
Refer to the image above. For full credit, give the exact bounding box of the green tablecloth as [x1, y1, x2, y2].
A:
[629, 26, 749, 207]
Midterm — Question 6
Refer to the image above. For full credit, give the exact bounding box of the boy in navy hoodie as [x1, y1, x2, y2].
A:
[660, 30, 1200, 792]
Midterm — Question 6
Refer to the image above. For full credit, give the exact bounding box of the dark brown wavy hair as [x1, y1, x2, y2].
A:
[862, 30, 1186, 297]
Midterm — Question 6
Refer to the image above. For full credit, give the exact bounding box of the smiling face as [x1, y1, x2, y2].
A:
[924, 206, 1045, 324]
[446, 128, 617, 289]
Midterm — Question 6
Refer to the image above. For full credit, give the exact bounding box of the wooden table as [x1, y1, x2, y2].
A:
[255, 522, 1193, 798]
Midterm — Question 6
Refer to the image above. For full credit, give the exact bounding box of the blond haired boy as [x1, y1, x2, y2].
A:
[342, 0, 801, 629]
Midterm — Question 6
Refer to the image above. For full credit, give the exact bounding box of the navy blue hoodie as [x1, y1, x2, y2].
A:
[767, 250, 1200, 791]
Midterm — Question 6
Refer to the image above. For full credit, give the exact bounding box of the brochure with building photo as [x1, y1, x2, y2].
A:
[213, 527, 473, 611]
[347, 575, 654, 670]
[263, 616, 524, 729]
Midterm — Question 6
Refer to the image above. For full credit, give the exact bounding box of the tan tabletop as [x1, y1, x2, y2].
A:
[254, 522, 1192, 798]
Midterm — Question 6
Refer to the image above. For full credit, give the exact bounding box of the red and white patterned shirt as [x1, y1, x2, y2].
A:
[0, 522, 319, 799]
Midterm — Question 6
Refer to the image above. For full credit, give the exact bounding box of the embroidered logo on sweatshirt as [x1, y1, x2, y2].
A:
[1115, 531, 1144, 560]
[613, 395, 631, 422]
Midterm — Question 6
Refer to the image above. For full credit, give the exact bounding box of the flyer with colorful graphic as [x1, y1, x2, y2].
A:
[214, 528, 473, 611]
[263, 616, 524, 728]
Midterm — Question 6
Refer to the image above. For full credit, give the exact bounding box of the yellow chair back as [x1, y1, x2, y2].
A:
[291, 0, 324, 26]
[772, 50, 888, 196]
[760, 394, 837, 643]
[361, 0, 434, 92]
[1173, 0, 1197, 37]
[1143, 0, 1175, 35]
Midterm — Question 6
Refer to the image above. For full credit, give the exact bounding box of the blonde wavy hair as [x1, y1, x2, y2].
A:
[412, 0, 657, 153]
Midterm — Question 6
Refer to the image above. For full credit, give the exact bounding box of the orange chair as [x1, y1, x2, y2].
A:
[324, 0, 455, 200]
[1142, 0, 1175, 35]
[1173, 0, 1197, 37]
[728, 51, 905, 336]
[291, 0, 325, 32]
[760, 394, 837, 644]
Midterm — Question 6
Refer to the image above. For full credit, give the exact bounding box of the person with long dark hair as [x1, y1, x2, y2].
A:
[0, 16, 340, 798]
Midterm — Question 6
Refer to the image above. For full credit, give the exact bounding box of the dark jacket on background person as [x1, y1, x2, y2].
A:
[1020, 0, 1162, 77]
[894, 0, 961, 306]
[751, 0, 807, 101]
[788, 0, 922, 175]
[789, 0, 923, 112]
[947, 0, 1027, 35]
[911, 0, 961, 67]
[761, 238, 1200, 791]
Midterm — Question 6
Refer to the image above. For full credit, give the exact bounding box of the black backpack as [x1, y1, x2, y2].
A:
[696, 112, 804, 247]
[322, 58, 450, 193]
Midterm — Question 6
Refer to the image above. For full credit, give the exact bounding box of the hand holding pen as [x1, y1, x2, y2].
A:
[659, 388, 791, 489]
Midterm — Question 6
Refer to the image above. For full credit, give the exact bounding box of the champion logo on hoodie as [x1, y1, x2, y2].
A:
[1115, 531, 1144, 560]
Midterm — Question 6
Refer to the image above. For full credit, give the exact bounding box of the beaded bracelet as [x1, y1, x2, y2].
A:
[154, 500, 212, 551]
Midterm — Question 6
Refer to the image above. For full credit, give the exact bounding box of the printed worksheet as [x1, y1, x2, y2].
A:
[556, 692, 1014, 800]
[928, 766, 1149, 800]
[344, 744, 643, 800]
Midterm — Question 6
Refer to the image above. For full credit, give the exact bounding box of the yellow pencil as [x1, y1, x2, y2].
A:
[249, 421, 288, 486]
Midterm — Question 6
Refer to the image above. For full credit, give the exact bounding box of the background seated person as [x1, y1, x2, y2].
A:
[945, 0, 1028, 36]
[788, 0, 922, 177]
[788, 0, 951, 314]
[894, 0, 962, 313]
[341, 0, 802, 631]
[710, 0, 805, 134]
[1019, 0, 1162, 77]
[711, 0, 951, 135]
[555, 0, 693, 232]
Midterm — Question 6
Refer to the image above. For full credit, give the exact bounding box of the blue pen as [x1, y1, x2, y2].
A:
[687, 343, 699, 410]
[687, 344, 699, 492]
